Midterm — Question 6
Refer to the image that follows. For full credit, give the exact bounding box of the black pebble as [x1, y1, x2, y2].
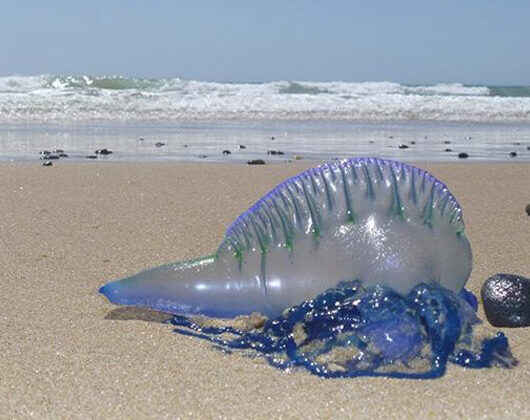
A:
[222, 150, 231, 155]
[481, 273, 530, 327]
[42, 161, 53, 167]
[509, 151, 517, 157]
[248, 159, 266, 165]
[525, 204, 530, 216]
[239, 145, 246, 149]
[155, 142, 165, 147]
[444, 148, 453, 152]
[410, 141, 416, 145]
[458, 152, 469, 159]
[271, 136, 275, 140]
[398, 144, 409, 149]
[86, 155, 98, 159]
[267, 150, 285, 155]
[95, 148, 113, 155]
[40, 154, 59, 160]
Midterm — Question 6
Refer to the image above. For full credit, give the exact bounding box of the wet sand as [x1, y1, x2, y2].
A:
[0, 161, 529, 419]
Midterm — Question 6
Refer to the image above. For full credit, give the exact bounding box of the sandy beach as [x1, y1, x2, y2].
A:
[0, 160, 529, 419]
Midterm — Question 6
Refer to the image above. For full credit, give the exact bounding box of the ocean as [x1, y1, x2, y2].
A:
[1, 74, 530, 162]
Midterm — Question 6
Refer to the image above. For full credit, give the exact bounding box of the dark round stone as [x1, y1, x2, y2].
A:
[509, 151, 517, 157]
[247, 159, 266, 165]
[481, 273, 530, 327]
[458, 152, 469, 159]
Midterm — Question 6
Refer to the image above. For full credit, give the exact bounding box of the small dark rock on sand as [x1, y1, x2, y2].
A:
[444, 141, 451, 144]
[239, 145, 246, 149]
[444, 148, 453, 152]
[222, 150, 231, 155]
[42, 161, 53, 167]
[267, 150, 285, 155]
[40, 154, 59, 160]
[458, 152, 469, 159]
[525, 204, 530, 216]
[95, 148, 113, 155]
[86, 155, 98, 159]
[247, 159, 266, 165]
[410, 141, 416, 145]
[155, 142, 165, 147]
[481, 273, 530, 327]
[509, 151, 517, 158]
[398, 144, 409, 149]
[527, 146, 530, 151]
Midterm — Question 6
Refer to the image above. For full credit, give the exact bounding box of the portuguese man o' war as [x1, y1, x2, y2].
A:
[100, 157, 516, 378]
[100, 157, 472, 318]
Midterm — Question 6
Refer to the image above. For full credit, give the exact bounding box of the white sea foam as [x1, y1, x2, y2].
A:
[0, 75, 529, 123]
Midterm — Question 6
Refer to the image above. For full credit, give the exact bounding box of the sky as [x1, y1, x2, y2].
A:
[1, 1, 529, 85]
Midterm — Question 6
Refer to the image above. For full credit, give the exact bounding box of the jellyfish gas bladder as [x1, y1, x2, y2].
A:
[100, 157, 472, 319]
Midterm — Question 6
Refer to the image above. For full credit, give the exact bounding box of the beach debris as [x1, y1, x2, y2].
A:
[444, 148, 453, 152]
[525, 204, 530, 216]
[482, 273, 530, 327]
[398, 144, 409, 149]
[155, 142, 165, 147]
[271, 136, 275, 140]
[247, 159, 266, 165]
[410, 141, 416, 145]
[85, 155, 98, 159]
[95, 148, 113, 155]
[509, 151, 517, 158]
[41, 160, 53, 167]
[458, 152, 469, 159]
[222, 150, 231, 155]
[239, 145, 247, 149]
[267, 150, 285, 155]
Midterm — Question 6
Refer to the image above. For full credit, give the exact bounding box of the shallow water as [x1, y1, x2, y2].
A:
[171, 282, 516, 379]
[1, 119, 530, 163]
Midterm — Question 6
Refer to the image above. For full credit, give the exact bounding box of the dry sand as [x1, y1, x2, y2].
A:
[0, 161, 529, 419]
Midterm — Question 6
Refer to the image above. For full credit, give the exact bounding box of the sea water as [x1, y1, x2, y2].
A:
[1, 75, 530, 162]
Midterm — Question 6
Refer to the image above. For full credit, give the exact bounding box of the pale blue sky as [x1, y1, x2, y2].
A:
[2, 1, 529, 84]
